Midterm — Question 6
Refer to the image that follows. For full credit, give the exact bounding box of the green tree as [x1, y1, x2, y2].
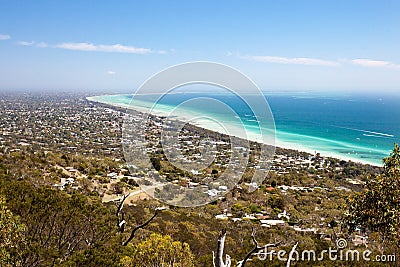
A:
[0, 196, 26, 266]
[343, 143, 400, 245]
[121, 233, 195, 267]
[0, 180, 115, 266]
[150, 157, 161, 171]
[383, 143, 400, 175]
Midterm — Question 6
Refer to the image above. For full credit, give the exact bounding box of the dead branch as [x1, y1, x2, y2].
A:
[239, 228, 281, 267]
[121, 207, 167, 246]
[214, 229, 231, 267]
[116, 193, 130, 233]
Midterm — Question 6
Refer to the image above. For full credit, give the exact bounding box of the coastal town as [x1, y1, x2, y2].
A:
[0, 92, 381, 253]
[3, 1, 400, 266]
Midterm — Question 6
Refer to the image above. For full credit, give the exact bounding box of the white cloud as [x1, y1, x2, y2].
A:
[246, 55, 339, 66]
[56, 42, 153, 54]
[351, 58, 400, 69]
[0, 34, 11, 40]
[36, 42, 48, 48]
[17, 41, 35, 46]
[107, 71, 116, 75]
[17, 40, 48, 48]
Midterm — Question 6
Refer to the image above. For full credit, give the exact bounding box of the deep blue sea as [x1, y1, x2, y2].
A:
[90, 92, 400, 166]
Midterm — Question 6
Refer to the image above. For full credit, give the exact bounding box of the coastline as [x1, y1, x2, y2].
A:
[86, 95, 381, 167]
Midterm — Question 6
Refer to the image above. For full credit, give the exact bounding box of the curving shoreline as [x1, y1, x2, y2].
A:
[87, 95, 381, 167]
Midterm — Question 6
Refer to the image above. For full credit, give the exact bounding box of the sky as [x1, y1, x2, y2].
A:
[1, 0, 400, 93]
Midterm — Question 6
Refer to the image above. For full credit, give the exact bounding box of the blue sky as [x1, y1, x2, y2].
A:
[1, 0, 400, 93]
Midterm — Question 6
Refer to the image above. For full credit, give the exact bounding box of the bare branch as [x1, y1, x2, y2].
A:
[121, 207, 167, 246]
[239, 228, 281, 267]
[116, 193, 130, 218]
[118, 212, 126, 233]
[214, 229, 231, 267]
[216, 229, 226, 267]
[116, 193, 130, 233]
[212, 251, 216, 267]
[251, 228, 259, 247]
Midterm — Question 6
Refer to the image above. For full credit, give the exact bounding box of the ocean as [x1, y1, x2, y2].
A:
[89, 92, 400, 166]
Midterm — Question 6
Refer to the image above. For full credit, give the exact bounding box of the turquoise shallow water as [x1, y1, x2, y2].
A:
[89, 92, 400, 166]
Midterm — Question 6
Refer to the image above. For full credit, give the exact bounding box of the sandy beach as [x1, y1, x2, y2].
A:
[87, 95, 381, 166]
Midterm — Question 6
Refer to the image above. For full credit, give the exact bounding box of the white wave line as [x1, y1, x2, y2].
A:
[363, 134, 391, 138]
[335, 126, 394, 137]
